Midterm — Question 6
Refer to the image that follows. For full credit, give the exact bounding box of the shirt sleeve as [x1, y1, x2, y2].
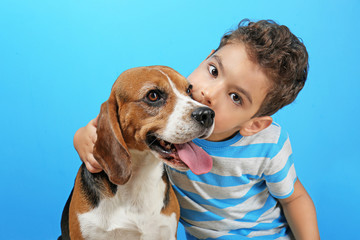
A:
[263, 134, 297, 199]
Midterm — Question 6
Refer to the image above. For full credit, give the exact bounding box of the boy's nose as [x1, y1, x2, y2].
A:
[201, 84, 222, 106]
[201, 90, 209, 104]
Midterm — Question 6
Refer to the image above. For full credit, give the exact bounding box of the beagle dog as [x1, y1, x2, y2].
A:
[59, 66, 215, 240]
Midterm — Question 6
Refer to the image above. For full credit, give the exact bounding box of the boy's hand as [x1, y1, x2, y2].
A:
[73, 116, 103, 173]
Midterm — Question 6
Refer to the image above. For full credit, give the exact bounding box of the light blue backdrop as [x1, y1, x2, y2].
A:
[1, 0, 359, 239]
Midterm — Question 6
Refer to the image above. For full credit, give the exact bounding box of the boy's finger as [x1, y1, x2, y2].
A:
[85, 161, 102, 173]
[88, 155, 102, 170]
[87, 123, 98, 143]
[91, 115, 99, 127]
[90, 131, 98, 143]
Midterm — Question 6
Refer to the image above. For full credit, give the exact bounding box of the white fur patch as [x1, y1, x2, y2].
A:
[78, 150, 177, 240]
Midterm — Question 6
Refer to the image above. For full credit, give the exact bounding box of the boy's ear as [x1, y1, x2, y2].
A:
[239, 116, 273, 136]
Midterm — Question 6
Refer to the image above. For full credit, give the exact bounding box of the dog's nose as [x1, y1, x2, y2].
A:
[191, 107, 215, 128]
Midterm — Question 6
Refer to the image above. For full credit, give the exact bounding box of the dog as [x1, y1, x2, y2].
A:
[59, 66, 215, 240]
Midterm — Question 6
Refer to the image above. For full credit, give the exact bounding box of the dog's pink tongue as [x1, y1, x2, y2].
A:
[175, 142, 213, 175]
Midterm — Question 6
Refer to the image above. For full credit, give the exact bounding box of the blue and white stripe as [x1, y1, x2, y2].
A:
[166, 123, 296, 239]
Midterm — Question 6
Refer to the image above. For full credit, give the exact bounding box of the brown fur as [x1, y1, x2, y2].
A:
[93, 92, 132, 185]
[68, 170, 90, 240]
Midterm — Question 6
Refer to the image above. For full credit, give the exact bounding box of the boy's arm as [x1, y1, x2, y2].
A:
[278, 179, 320, 240]
[73, 115, 103, 173]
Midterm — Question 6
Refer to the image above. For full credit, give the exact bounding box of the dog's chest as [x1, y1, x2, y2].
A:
[79, 206, 177, 240]
[78, 154, 177, 240]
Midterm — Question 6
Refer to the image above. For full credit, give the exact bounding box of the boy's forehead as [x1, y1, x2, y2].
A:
[212, 43, 248, 63]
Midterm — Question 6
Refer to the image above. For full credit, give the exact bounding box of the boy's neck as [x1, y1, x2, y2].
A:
[205, 131, 239, 142]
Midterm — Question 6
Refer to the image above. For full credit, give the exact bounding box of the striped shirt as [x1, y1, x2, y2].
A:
[166, 123, 296, 239]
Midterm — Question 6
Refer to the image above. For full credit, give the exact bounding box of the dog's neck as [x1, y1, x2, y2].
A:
[128, 149, 164, 178]
[113, 149, 166, 212]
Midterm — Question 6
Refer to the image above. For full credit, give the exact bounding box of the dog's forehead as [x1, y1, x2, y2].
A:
[154, 68, 189, 91]
[115, 66, 189, 96]
[154, 66, 189, 89]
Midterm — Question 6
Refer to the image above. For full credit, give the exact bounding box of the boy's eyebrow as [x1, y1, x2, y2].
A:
[234, 86, 253, 104]
[212, 55, 225, 74]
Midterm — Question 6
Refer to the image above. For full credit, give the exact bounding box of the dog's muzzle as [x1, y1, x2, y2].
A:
[145, 106, 215, 175]
[191, 107, 215, 129]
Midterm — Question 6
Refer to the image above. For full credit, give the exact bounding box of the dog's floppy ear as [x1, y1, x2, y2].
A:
[93, 92, 131, 185]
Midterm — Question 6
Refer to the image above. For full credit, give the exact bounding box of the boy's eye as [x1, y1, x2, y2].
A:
[186, 84, 193, 95]
[209, 65, 218, 77]
[230, 93, 243, 105]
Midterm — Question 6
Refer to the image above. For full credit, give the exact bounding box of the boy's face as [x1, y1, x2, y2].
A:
[188, 43, 272, 141]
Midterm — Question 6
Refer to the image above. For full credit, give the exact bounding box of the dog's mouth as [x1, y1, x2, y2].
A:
[145, 133, 213, 175]
[145, 134, 187, 170]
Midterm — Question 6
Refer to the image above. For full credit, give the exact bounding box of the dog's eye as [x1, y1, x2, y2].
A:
[143, 89, 167, 107]
[147, 90, 161, 102]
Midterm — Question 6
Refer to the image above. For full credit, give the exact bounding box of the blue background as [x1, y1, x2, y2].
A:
[1, 0, 359, 239]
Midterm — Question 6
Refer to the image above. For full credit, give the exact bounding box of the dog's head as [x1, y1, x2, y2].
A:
[93, 66, 214, 185]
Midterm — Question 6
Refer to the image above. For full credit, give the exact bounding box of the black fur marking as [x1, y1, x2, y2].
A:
[162, 167, 171, 210]
[80, 163, 117, 208]
[59, 188, 73, 240]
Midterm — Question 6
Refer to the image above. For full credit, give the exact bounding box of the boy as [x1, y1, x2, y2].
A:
[74, 19, 320, 239]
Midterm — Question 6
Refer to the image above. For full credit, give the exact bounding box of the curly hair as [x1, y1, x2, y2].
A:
[215, 19, 309, 117]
